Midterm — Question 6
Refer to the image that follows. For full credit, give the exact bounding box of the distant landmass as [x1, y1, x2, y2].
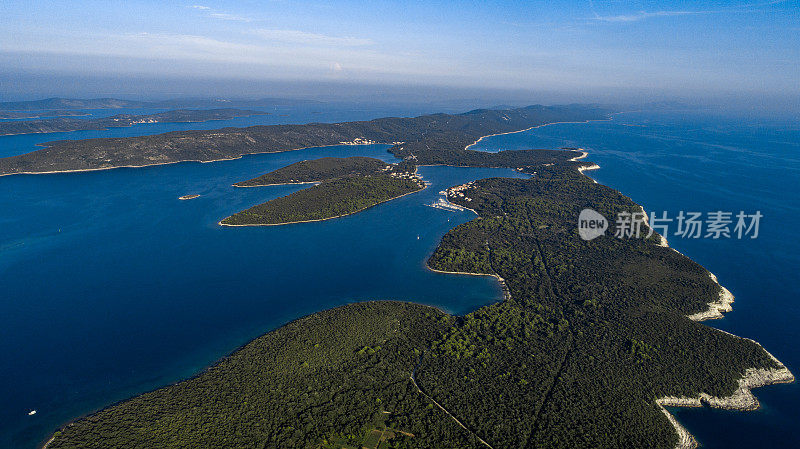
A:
[43, 142, 793, 449]
[0, 97, 322, 111]
[0, 110, 90, 119]
[0, 108, 269, 136]
[0, 97, 148, 111]
[0, 104, 608, 176]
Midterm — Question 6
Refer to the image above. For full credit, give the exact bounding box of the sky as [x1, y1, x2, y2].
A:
[0, 1, 798, 106]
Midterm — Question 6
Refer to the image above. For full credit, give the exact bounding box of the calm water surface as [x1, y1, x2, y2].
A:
[0, 111, 518, 447]
[2, 108, 798, 448]
[473, 110, 800, 448]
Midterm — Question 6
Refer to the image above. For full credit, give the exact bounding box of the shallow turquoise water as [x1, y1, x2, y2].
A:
[1, 108, 798, 448]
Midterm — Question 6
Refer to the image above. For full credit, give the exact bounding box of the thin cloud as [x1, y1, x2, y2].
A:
[208, 13, 252, 22]
[589, 0, 791, 23]
[187, 5, 253, 22]
[251, 29, 372, 46]
[740, 0, 790, 6]
[593, 10, 700, 22]
[101, 32, 413, 74]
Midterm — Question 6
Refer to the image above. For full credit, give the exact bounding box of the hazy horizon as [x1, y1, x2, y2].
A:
[1, 1, 799, 114]
[2, 74, 798, 118]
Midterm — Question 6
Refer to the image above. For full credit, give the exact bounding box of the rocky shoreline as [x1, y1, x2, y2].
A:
[656, 346, 794, 449]
[687, 272, 735, 321]
[576, 150, 794, 449]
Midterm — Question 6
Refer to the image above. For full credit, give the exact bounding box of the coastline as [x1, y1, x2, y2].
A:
[438, 185, 479, 216]
[569, 149, 601, 179]
[580, 158, 732, 322]
[38, 121, 794, 449]
[0, 142, 397, 178]
[0, 113, 91, 120]
[639, 205, 669, 247]
[37, 300, 451, 449]
[656, 343, 794, 449]
[222, 136, 797, 449]
[233, 181, 319, 188]
[0, 113, 270, 137]
[655, 402, 697, 449]
[658, 330, 795, 411]
[568, 149, 588, 162]
[2, 115, 611, 178]
[463, 117, 614, 151]
[686, 272, 735, 322]
[426, 266, 511, 302]
[218, 183, 426, 227]
[41, 435, 56, 449]
[577, 163, 600, 175]
[575, 151, 794, 449]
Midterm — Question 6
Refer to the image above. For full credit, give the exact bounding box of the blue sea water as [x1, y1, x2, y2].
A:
[1, 108, 798, 448]
[472, 110, 800, 448]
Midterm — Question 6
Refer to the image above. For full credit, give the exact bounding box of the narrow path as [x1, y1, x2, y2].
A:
[409, 372, 495, 449]
[529, 223, 561, 300]
[520, 213, 577, 448]
[523, 334, 574, 449]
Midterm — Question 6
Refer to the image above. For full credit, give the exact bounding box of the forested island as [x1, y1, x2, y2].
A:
[0, 105, 606, 176]
[0, 110, 90, 120]
[221, 157, 424, 225]
[0, 96, 322, 112]
[0, 109, 269, 136]
[43, 138, 793, 448]
[233, 156, 393, 186]
[0, 98, 151, 111]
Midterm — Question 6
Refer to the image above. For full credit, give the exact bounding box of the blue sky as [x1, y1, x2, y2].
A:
[0, 1, 798, 101]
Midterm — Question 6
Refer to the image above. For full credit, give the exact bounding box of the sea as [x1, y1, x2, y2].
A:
[0, 104, 798, 448]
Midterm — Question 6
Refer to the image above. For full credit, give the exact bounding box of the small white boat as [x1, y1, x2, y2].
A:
[28, 410, 37, 416]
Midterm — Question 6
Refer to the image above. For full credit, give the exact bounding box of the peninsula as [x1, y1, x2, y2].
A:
[41, 135, 793, 448]
[0, 105, 607, 176]
[0, 109, 269, 136]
